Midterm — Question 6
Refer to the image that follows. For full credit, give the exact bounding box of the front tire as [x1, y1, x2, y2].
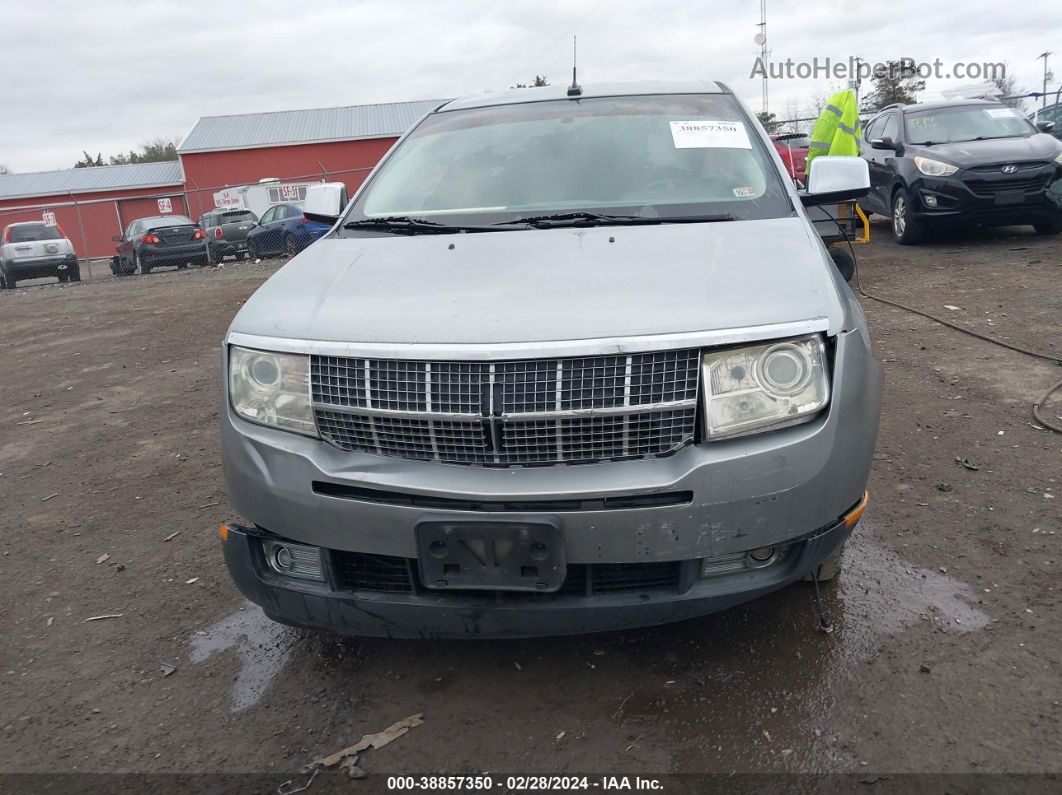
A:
[285, 233, 298, 258]
[1033, 218, 1062, 235]
[891, 188, 926, 245]
[137, 252, 150, 275]
[247, 241, 258, 261]
[68, 264, 80, 282]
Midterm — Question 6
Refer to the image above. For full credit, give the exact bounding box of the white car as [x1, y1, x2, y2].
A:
[0, 222, 80, 288]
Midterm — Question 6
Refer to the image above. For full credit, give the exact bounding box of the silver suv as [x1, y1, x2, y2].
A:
[0, 222, 79, 288]
[218, 82, 882, 638]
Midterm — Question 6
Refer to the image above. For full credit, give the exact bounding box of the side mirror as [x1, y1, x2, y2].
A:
[1036, 120, 1056, 133]
[111, 235, 123, 242]
[870, 137, 896, 150]
[800, 156, 870, 206]
[303, 182, 349, 225]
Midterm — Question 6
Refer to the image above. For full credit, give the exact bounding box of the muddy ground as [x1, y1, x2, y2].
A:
[1, 224, 1060, 786]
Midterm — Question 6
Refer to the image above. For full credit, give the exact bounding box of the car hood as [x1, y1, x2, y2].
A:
[228, 217, 845, 345]
[916, 133, 1062, 167]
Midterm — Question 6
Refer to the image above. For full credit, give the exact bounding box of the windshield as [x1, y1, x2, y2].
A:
[218, 211, 257, 224]
[143, 216, 193, 229]
[905, 105, 1037, 144]
[345, 94, 791, 228]
[9, 223, 62, 242]
[773, 134, 810, 148]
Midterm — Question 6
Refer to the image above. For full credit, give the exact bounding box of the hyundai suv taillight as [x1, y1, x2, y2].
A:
[214, 227, 223, 240]
[193, 229, 205, 240]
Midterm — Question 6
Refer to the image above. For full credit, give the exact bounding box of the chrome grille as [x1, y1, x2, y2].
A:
[311, 350, 699, 466]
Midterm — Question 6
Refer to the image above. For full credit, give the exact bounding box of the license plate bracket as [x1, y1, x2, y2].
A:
[416, 520, 565, 592]
[994, 189, 1025, 205]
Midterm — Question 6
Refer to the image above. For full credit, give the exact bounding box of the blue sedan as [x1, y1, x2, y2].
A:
[245, 203, 331, 259]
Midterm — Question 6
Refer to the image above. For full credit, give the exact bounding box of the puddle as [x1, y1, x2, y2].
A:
[189, 600, 303, 712]
[838, 527, 990, 636]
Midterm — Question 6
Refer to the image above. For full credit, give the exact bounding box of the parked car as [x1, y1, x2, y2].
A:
[1032, 101, 1062, 139]
[110, 216, 207, 275]
[770, 132, 810, 182]
[0, 221, 79, 288]
[199, 209, 259, 263]
[860, 99, 1062, 244]
[217, 82, 882, 639]
[244, 203, 329, 259]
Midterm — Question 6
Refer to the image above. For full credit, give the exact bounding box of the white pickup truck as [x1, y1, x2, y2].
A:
[0, 221, 79, 288]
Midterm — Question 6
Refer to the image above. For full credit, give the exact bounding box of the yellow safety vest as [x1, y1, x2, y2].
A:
[807, 89, 861, 166]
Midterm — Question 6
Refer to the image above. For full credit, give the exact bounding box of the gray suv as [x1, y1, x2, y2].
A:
[218, 82, 882, 638]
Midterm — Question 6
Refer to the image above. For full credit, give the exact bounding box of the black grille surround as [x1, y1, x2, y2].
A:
[330, 549, 685, 598]
[310, 350, 700, 467]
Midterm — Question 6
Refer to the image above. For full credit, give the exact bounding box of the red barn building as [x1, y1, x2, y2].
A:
[0, 97, 445, 260]
[177, 98, 445, 220]
[0, 162, 187, 259]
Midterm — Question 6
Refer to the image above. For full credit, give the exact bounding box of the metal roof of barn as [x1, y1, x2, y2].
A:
[177, 98, 449, 154]
[0, 161, 184, 201]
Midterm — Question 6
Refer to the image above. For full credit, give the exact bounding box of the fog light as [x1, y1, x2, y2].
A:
[701, 544, 790, 578]
[746, 546, 777, 568]
[923, 193, 938, 208]
[263, 540, 325, 581]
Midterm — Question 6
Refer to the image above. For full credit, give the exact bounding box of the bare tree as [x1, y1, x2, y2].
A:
[511, 75, 550, 88]
[991, 64, 1028, 111]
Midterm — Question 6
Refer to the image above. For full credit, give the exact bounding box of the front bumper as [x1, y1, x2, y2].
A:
[219, 328, 881, 636]
[221, 513, 856, 638]
[910, 167, 1062, 224]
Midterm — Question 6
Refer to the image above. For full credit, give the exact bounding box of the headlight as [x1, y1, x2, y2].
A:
[913, 156, 959, 177]
[229, 346, 316, 435]
[701, 335, 829, 439]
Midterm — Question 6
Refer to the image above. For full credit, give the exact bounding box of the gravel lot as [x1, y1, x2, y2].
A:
[1, 226, 1060, 784]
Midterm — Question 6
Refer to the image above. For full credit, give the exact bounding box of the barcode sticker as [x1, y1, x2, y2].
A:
[670, 120, 752, 149]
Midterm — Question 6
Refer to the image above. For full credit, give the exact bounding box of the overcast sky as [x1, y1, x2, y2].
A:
[4, 0, 1060, 173]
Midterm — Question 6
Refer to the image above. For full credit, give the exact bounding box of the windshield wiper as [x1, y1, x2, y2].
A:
[500, 211, 735, 228]
[343, 216, 498, 234]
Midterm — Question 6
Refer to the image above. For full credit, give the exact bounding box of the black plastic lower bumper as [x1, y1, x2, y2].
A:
[221, 518, 853, 639]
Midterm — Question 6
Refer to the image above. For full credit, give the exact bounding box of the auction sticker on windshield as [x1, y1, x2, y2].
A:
[669, 120, 751, 149]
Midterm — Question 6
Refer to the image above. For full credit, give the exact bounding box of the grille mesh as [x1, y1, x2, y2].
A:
[329, 551, 681, 596]
[311, 350, 699, 466]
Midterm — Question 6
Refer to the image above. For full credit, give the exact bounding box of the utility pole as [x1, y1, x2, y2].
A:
[755, 0, 769, 114]
[1038, 51, 1052, 109]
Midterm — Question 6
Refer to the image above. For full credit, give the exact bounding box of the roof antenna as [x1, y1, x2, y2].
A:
[567, 36, 582, 97]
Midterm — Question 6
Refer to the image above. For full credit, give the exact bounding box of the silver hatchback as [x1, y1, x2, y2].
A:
[217, 82, 881, 638]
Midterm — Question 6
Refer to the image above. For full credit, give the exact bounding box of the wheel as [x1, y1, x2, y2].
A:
[285, 233, 298, 258]
[206, 243, 216, 265]
[1033, 218, 1062, 235]
[68, 264, 80, 282]
[247, 241, 258, 261]
[177, 262, 188, 270]
[803, 539, 846, 582]
[58, 270, 68, 283]
[0, 267, 13, 289]
[891, 188, 926, 245]
[136, 252, 150, 275]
